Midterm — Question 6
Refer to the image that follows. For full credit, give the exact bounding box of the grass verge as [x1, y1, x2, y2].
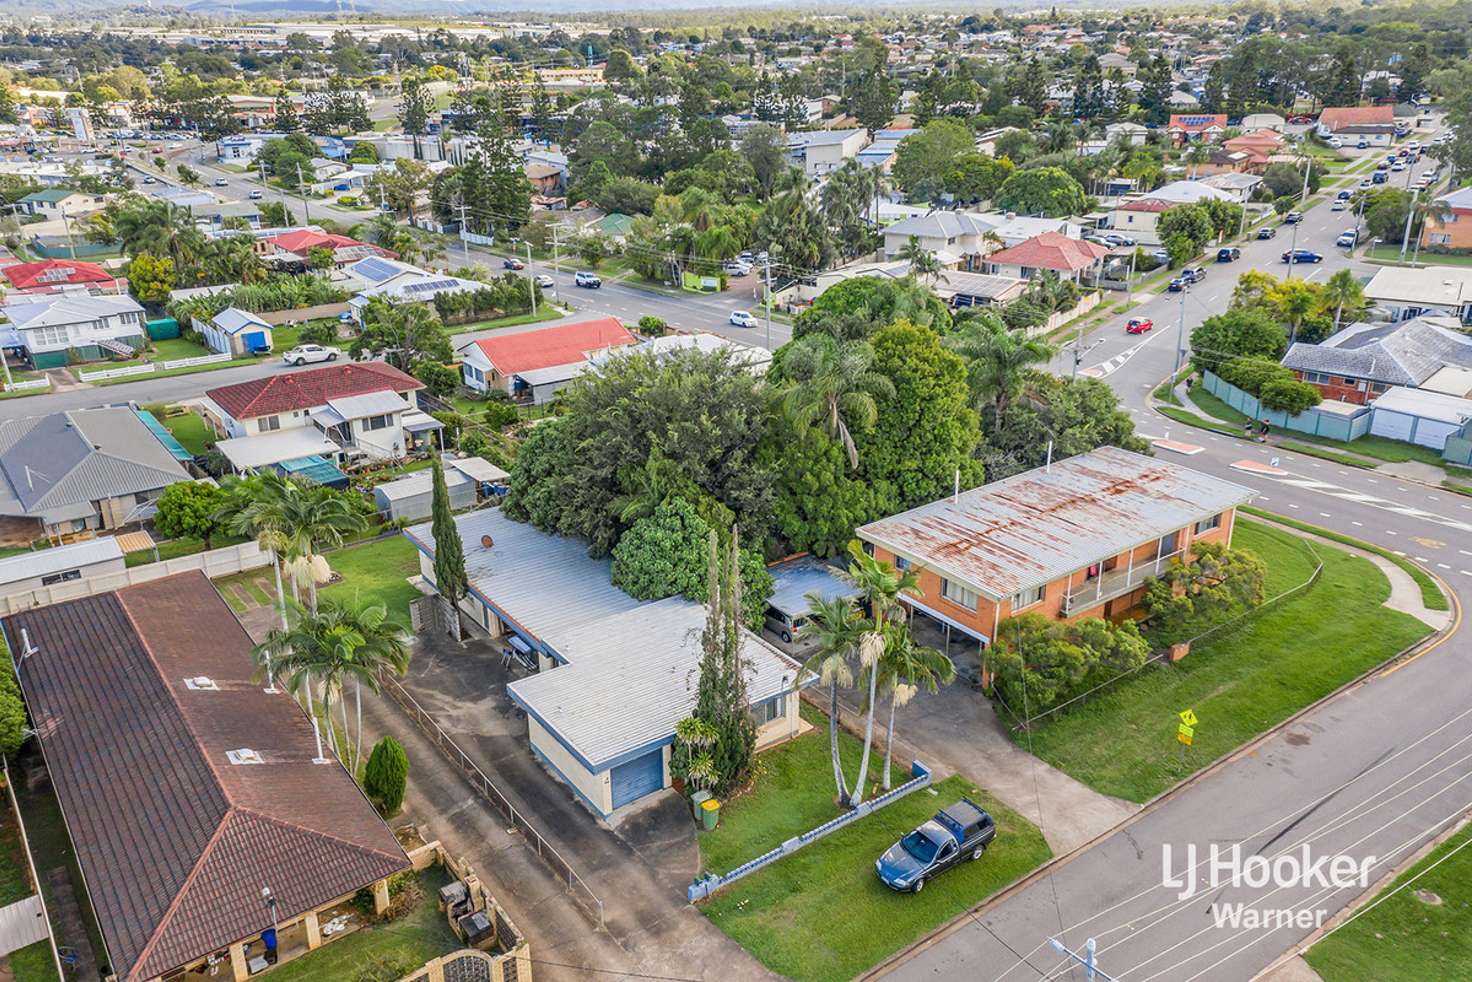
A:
[1187, 383, 1252, 426]
[322, 534, 422, 623]
[699, 708, 1051, 982]
[1277, 440, 1377, 468]
[1304, 820, 1472, 980]
[1155, 405, 1239, 437]
[1012, 520, 1434, 802]
[1240, 506, 1449, 611]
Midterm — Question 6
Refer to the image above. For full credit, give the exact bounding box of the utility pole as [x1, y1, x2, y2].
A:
[551, 223, 561, 299]
[59, 204, 76, 261]
[1400, 187, 1421, 262]
[525, 242, 536, 314]
[763, 259, 774, 351]
[1048, 937, 1118, 982]
[1284, 158, 1312, 281]
[1171, 280, 1189, 378]
[455, 198, 471, 262]
[295, 162, 311, 225]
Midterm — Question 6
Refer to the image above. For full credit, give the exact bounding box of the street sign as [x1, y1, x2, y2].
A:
[1177, 725, 1194, 746]
[1178, 709, 1198, 727]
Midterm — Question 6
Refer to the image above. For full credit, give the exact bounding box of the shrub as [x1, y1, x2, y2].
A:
[484, 401, 519, 430]
[990, 614, 1151, 715]
[638, 314, 668, 336]
[1143, 541, 1267, 645]
[1218, 355, 1293, 395]
[297, 320, 340, 346]
[363, 736, 409, 814]
[1259, 377, 1322, 414]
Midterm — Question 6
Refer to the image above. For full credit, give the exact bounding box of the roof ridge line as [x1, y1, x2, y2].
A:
[125, 809, 232, 982]
[233, 804, 408, 866]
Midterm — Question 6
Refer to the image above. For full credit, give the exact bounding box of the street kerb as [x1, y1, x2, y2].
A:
[859, 544, 1460, 982]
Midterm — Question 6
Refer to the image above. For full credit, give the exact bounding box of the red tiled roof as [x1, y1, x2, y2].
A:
[1168, 114, 1228, 132]
[4, 573, 409, 982]
[1, 259, 115, 290]
[1118, 198, 1174, 213]
[264, 229, 393, 258]
[206, 360, 422, 420]
[1318, 106, 1394, 131]
[986, 232, 1111, 272]
[471, 316, 636, 374]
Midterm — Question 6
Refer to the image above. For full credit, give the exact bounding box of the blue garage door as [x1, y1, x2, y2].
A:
[610, 749, 664, 809]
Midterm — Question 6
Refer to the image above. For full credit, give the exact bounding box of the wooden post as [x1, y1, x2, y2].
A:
[372, 877, 390, 917]
[229, 942, 249, 982]
[304, 911, 322, 951]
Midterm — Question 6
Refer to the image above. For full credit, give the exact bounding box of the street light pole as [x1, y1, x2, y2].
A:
[525, 242, 536, 315]
[1171, 280, 1189, 379]
[295, 162, 311, 225]
[1400, 187, 1420, 262]
[1048, 937, 1118, 982]
[763, 259, 774, 351]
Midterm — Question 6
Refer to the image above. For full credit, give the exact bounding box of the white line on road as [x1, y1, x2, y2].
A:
[1320, 513, 1331, 518]
[1352, 521, 1364, 526]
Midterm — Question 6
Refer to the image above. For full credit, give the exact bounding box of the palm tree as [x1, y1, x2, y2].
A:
[1273, 278, 1320, 345]
[114, 200, 206, 273]
[254, 597, 410, 773]
[780, 335, 895, 470]
[1183, 142, 1211, 179]
[943, 316, 1057, 424]
[215, 472, 295, 638]
[844, 540, 920, 805]
[1324, 268, 1366, 335]
[797, 593, 863, 805]
[876, 624, 954, 790]
[278, 484, 370, 612]
[898, 236, 948, 287]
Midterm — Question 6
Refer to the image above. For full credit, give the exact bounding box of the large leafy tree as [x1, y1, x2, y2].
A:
[979, 375, 1151, 480]
[503, 346, 774, 555]
[761, 415, 877, 559]
[858, 321, 984, 516]
[398, 75, 434, 159]
[349, 299, 452, 372]
[153, 480, 225, 548]
[994, 166, 1088, 218]
[1189, 306, 1288, 374]
[792, 275, 952, 339]
[892, 119, 974, 201]
[779, 335, 895, 470]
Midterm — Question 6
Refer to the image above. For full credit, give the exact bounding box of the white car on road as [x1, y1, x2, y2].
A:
[282, 344, 341, 366]
[729, 310, 758, 328]
[534, 274, 555, 289]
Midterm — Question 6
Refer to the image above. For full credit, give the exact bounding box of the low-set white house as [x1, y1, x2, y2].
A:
[404, 508, 806, 816]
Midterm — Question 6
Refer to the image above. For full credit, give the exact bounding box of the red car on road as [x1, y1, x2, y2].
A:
[1126, 318, 1154, 334]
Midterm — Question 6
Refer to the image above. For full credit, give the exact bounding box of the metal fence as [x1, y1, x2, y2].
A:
[1202, 370, 1372, 441]
[379, 674, 607, 929]
[686, 761, 934, 902]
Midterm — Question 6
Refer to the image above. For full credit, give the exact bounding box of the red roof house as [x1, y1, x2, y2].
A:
[1167, 113, 1229, 144]
[0, 258, 126, 297]
[262, 229, 395, 264]
[204, 360, 422, 426]
[1318, 105, 1395, 133]
[983, 232, 1110, 281]
[459, 316, 637, 401]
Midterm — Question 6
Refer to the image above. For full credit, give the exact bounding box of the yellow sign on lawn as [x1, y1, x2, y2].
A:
[1177, 726, 1194, 746]
[1179, 709, 1199, 727]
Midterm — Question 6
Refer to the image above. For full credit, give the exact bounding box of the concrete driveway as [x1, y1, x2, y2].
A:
[394, 632, 773, 982]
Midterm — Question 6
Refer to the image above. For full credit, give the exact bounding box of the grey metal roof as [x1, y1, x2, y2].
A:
[0, 409, 190, 522]
[3, 294, 142, 330]
[326, 390, 409, 419]
[404, 508, 643, 652]
[212, 306, 270, 335]
[786, 128, 866, 148]
[884, 211, 999, 241]
[372, 466, 475, 503]
[856, 446, 1257, 599]
[506, 596, 800, 769]
[767, 557, 858, 618]
[0, 536, 122, 585]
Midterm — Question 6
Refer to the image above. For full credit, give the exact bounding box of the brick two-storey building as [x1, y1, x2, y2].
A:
[855, 447, 1257, 646]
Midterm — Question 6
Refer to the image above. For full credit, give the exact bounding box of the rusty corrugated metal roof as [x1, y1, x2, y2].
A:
[856, 447, 1257, 599]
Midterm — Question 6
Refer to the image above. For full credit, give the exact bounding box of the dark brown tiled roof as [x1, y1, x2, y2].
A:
[204, 360, 422, 421]
[3, 572, 409, 981]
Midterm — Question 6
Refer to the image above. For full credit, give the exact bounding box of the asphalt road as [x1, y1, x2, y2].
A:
[881, 138, 1472, 982]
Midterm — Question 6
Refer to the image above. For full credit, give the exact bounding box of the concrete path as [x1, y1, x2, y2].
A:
[1259, 956, 1326, 982]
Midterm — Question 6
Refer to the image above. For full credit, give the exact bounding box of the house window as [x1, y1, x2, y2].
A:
[1341, 377, 1358, 386]
[31, 325, 68, 346]
[1159, 530, 1181, 556]
[894, 555, 912, 572]
[751, 694, 786, 727]
[942, 578, 979, 610]
[1194, 513, 1222, 535]
[259, 415, 281, 432]
[1010, 584, 1045, 611]
[363, 414, 392, 431]
[41, 569, 82, 586]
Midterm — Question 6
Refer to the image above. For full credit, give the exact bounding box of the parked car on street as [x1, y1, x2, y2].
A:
[142, 175, 155, 184]
[1216, 247, 1241, 263]
[876, 799, 996, 893]
[1336, 230, 1359, 248]
[1331, 199, 1347, 211]
[1372, 170, 1389, 184]
[574, 271, 601, 289]
[729, 310, 758, 328]
[1126, 318, 1154, 334]
[282, 344, 340, 366]
[1282, 249, 1324, 264]
[213, 178, 228, 187]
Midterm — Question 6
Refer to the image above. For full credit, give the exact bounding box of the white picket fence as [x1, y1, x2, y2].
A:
[162, 352, 231, 370]
[3, 378, 50, 393]
[77, 363, 155, 382]
[0, 540, 271, 616]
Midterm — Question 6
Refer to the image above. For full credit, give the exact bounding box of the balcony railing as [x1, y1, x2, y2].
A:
[1063, 547, 1183, 614]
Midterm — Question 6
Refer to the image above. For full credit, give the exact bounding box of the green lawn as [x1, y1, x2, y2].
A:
[150, 337, 211, 361]
[124, 533, 248, 568]
[6, 940, 59, 982]
[452, 306, 566, 335]
[1188, 383, 1252, 426]
[0, 795, 34, 908]
[321, 534, 422, 622]
[264, 867, 460, 982]
[1366, 243, 1472, 266]
[1012, 520, 1434, 802]
[1306, 821, 1472, 980]
[160, 412, 211, 456]
[698, 708, 1052, 982]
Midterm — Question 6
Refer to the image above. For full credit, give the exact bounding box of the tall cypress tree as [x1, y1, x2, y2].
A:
[695, 527, 756, 794]
[430, 450, 468, 638]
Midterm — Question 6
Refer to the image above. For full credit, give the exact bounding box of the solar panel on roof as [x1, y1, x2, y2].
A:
[353, 257, 400, 282]
[403, 279, 460, 295]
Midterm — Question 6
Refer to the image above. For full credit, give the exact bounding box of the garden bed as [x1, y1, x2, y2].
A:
[697, 706, 1051, 982]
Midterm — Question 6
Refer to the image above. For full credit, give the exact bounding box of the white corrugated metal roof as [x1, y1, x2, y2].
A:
[326, 390, 409, 419]
[373, 466, 475, 502]
[507, 596, 800, 768]
[857, 446, 1258, 599]
[0, 536, 122, 585]
[1371, 386, 1472, 425]
[767, 557, 858, 617]
[404, 508, 643, 651]
[215, 429, 340, 469]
